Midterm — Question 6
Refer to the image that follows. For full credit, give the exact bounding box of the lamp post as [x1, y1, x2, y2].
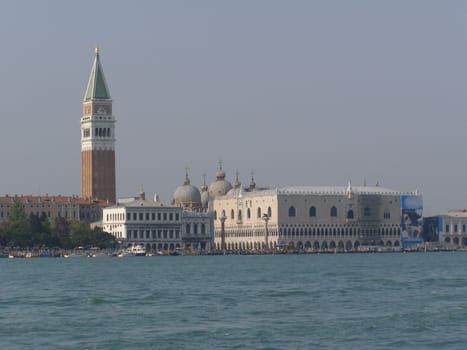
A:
[220, 213, 226, 255]
[262, 213, 269, 253]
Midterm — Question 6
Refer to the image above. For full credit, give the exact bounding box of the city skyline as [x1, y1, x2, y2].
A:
[1, 1, 467, 216]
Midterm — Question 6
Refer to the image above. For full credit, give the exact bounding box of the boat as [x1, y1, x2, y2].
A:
[126, 245, 146, 256]
[111, 251, 125, 258]
[24, 252, 32, 259]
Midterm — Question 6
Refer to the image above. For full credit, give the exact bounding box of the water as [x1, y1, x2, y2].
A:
[1, 252, 467, 349]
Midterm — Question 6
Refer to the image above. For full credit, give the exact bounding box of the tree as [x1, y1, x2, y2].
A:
[9, 198, 27, 223]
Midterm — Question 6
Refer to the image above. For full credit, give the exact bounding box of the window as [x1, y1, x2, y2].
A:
[194, 224, 198, 234]
[214, 211, 217, 220]
[158, 213, 161, 220]
[330, 206, 337, 217]
[347, 210, 354, 219]
[169, 213, 173, 221]
[309, 206, 316, 217]
[268, 207, 272, 218]
[288, 206, 296, 217]
[445, 224, 449, 233]
[139, 213, 143, 220]
[133, 213, 137, 220]
[384, 211, 391, 219]
[238, 210, 242, 221]
[175, 213, 179, 221]
[201, 223, 206, 234]
[257, 207, 261, 218]
[247, 208, 251, 219]
[145, 213, 149, 220]
[163, 213, 167, 220]
[454, 224, 458, 233]
[186, 224, 191, 234]
[363, 207, 371, 217]
[152, 213, 155, 220]
[231, 209, 235, 220]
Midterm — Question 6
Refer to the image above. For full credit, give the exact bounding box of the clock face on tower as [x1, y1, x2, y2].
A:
[97, 106, 107, 115]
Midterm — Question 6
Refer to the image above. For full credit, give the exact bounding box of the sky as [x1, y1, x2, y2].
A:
[0, 0, 466, 216]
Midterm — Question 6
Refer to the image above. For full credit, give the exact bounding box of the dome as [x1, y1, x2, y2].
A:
[201, 190, 209, 209]
[173, 170, 201, 208]
[200, 174, 209, 209]
[208, 162, 232, 198]
[208, 181, 233, 198]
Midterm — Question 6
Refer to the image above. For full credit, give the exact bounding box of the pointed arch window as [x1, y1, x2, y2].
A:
[247, 208, 251, 219]
[267, 207, 272, 218]
[309, 206, 316, 217]
[257, 207, 261, 218]
[330, 206, 338, 217]
[288, 206, 296, 217]
[347, 210, 354, 219]
[231, 209, 235, 220]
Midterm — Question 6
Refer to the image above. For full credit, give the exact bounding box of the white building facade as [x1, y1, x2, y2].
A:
[212, 185, 420, 252]
[103, 196, 213, 252]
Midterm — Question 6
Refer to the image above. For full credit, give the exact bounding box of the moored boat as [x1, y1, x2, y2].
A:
[126, 245, 146, 256]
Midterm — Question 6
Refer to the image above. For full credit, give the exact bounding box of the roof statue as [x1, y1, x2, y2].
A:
[233, 170, 241, 189]
[249, 170, 256, 191]
[347, 181, 353, 200]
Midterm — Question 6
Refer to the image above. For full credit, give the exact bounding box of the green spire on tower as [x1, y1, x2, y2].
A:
[84, 47, 111, 101]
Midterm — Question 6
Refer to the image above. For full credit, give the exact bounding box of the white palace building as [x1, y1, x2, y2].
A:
[211, 181, 421, 252]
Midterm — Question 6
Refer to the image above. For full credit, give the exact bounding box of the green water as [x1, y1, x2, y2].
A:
[1, 253, 467, 349]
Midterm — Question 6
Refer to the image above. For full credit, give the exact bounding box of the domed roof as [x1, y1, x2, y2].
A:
[200, 174, 209, 208]
[208, 161, 232, 198]
[201, 191, 209, 208]
[227, 171, 243, 196]
[173, 170, 201, 208]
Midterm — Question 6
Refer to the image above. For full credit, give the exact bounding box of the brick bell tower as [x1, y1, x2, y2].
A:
[81, 48, 116, 203]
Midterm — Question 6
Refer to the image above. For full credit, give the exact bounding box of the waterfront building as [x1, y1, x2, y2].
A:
[81, 48, 116, 203]
[212, 182, 422, 252]
[0, 195, 106, 223]
[424, 211, 467, 246]
[103, 192, 213, 252]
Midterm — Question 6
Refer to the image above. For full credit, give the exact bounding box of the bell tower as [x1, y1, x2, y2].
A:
[81, 48, 116, 203]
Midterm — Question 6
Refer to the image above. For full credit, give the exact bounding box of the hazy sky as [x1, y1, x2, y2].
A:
[0, 1, 466, 215]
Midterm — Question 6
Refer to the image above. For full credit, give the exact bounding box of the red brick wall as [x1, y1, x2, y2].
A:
[81, 150, 116, 203]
